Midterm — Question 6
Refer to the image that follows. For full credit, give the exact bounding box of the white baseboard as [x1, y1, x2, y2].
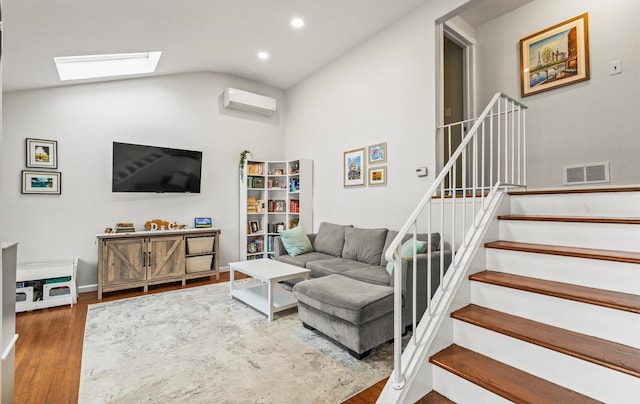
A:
[79, 284, 98, 294]
[78, 268, 230, 294]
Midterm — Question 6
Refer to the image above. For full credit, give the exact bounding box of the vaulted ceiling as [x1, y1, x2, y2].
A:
[2, 0, 531, 93]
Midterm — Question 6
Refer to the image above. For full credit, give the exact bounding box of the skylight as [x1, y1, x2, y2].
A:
[54, 52, 162, 81]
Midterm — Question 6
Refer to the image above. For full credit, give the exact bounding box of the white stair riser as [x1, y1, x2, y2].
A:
[431, 364, 512, 404]
[453, 321, 640, 404]
[470, 282, 639, 348]
[511, 192, 640, 217]
[498, 220, 640, 252]
[485, 249, 640, 294]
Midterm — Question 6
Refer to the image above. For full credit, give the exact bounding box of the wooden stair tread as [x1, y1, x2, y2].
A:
[452, 304, 640, 377]
[415, 390, 455, 403]
[509, 186, 640, 195]
[485, 240, 640, 264]
[497, 214, 640, 224]
[430, 344, 600, 403]
[470, 269, 640, 313]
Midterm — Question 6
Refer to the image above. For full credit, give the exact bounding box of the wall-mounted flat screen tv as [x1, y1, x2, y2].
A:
[112, 142, 202, 193]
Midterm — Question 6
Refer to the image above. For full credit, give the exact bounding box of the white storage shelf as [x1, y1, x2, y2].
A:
[16, 258, 78, 313]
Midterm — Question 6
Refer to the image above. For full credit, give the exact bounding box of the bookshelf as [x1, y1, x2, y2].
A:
[239, 159, 312, 260]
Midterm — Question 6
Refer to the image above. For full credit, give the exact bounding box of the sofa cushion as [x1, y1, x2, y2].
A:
[306, 257, 371, 278]
[277, 252, 335, 268]
[278, 225, 313, 256]
[292, 274, 394, 325]
[313, 222, 351, 257]
[342, 265, 391, 286]
[341, 227, 388, 266]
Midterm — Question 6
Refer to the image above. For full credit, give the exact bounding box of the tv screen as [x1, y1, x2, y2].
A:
[112, 142, 202, 193]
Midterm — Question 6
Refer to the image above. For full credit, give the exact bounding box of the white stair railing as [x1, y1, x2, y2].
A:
[382, 93, 528, 396]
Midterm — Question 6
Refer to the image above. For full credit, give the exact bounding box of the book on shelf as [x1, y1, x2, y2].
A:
[289, 178, 300, 192]
[247, 196, 258, 213]
[248, 176, 264, 189]
[247, 163, 264, 175]
[288, 199, 300, 213]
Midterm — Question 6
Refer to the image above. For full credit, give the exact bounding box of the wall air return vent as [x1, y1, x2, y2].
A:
[563, 162, 610, 185]
[223, 88, 276, 116]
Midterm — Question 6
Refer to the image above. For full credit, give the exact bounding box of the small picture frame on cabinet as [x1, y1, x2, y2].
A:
[195, 217, 212, 228]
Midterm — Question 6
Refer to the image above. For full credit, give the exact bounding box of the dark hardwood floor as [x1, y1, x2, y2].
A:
[14, 272, 380, 403]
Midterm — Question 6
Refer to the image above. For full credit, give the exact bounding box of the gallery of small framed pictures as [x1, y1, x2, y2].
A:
[343, 142, 387, 187]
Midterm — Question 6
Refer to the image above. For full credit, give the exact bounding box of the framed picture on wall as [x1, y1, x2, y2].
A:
[21, 170, 61, 194]
[368, 142, 387, 164]
[519, 13, 590, 97]
[343, 148, 365, 187]
[26, 138, 58, 168]
[368, 166, 387, 186]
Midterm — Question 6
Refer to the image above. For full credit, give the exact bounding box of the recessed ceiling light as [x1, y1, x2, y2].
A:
[54, 51, 162, 81]
[257, 51, 270, 60]
[291, 17, 305, 29]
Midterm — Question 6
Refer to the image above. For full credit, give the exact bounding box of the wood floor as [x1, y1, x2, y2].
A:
[14, 272, 381, 403]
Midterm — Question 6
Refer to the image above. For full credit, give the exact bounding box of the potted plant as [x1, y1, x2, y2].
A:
[239, 150, 252, 180]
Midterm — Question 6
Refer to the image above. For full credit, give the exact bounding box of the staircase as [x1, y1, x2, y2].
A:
[423, 187, 640, 403]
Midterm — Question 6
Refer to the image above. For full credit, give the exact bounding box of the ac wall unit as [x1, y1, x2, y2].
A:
[223, 88, 276, 116]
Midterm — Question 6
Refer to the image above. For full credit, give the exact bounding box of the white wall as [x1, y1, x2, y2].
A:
[2, 72, 285, 288]
[475, 0, 640, 188]
[284, 0, 469, 231]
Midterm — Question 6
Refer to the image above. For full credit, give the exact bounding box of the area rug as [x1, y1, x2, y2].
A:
[79, 280, 396, 403]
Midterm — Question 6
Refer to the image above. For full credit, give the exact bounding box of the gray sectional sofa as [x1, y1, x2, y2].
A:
[274, 222, 450, 358]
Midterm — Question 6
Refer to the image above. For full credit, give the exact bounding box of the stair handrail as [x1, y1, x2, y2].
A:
[383, 92, 528, 393]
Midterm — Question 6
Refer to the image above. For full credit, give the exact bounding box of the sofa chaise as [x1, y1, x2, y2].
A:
[274, 222, 450, 358]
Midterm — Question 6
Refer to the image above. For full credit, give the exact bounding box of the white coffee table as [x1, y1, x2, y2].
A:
[228, 259, 310, 321]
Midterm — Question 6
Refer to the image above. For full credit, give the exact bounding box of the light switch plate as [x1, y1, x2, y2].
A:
[609, 59, 622, 75]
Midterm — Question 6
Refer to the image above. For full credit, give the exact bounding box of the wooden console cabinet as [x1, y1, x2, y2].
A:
[97, 228, 220, 299]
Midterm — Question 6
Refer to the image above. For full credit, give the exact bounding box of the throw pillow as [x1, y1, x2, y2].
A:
[385, 238, 428, 276]
[341, 227, 388, 266]
[313, 222, 351, 257]
[279, 225, 313, 256]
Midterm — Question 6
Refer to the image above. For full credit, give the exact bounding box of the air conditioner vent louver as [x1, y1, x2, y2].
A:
[563, 162, 610, 185]
[223, 88, 276, 116]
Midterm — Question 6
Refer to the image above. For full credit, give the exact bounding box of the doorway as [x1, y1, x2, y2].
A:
[443, 36, 464, 188]
[437, 21, 476, 190]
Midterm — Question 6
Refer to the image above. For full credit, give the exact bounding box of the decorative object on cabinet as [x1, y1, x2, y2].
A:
[368, 166, 387, 186]
[343, 148, 365, 187]
[21, 170, 61, 194]
[143, 219, 186, 231]
[520, 13, 589, 97]
[239, 159, 313, 260]
[97, 228, 220, 299]
[368, 142, 387, 164]
[26, 138, 58, 168]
